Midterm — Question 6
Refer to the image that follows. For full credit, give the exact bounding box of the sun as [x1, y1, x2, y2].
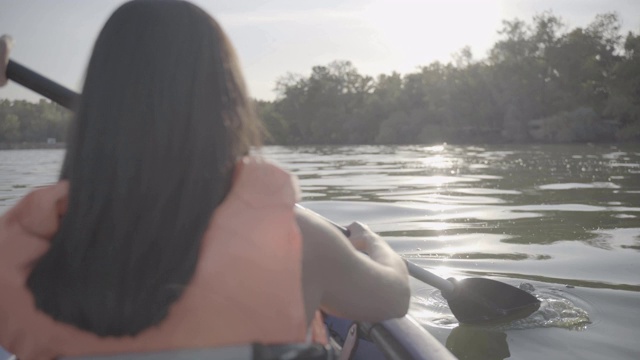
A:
[360, 0, 503, 71]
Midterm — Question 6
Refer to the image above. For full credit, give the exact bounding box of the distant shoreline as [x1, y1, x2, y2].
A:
[0, 143, 66, 150]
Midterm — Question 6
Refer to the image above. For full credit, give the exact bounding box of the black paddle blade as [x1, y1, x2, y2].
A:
[444, 278, 541, 324]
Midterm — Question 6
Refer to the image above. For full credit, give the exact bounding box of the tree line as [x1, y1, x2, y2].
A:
[259, 12, 640, 144]
[2, 12, 639, 146]
[0, 99, 71, 145]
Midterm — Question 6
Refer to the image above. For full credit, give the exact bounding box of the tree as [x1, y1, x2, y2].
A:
[606, 32, 640, 140]
[249, 12, 638, 145]
[0, 113, 20, 142]
[0, 99, 72, 144]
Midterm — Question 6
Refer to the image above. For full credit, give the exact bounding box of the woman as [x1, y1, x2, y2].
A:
[0, 1, 410, 359]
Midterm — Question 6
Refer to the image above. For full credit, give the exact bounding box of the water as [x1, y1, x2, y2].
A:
[1, 144, 639, 359]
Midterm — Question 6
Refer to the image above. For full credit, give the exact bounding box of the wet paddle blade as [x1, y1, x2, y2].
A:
[445, 278, 541, 324]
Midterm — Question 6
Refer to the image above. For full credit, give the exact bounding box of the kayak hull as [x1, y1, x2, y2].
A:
[0, 315, 456, 360]
[324, 314, 456, 360]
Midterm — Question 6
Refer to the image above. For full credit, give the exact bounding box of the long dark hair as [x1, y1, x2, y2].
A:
[27, 0, 262, 336]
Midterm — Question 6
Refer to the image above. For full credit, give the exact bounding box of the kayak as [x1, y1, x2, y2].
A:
[0, 314, 456, 360]
[325, 313, 456, 360]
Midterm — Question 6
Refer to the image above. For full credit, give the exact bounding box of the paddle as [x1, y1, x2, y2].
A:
[6, 60, 78, 109]
[4, 59, 541, 324]
[295, 205, 540, 324]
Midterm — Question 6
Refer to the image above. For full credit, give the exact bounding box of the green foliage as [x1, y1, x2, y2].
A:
[0, 99, 72, 145]
[270, 61, 374, 145]
[256, 11, 639, 144]
[0, 113, 20, 142]
[529, 107, 615, 142]
[255, 100, 288, 144]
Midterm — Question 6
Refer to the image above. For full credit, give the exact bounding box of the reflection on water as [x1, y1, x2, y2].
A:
[265, 144, 640, 360]
[1, 144, 639, 360]
[446, 326, 510, 360]
[0, 149, 63, 209]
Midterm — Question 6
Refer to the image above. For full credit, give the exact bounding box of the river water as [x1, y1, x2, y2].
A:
[1, 144, 639, 359]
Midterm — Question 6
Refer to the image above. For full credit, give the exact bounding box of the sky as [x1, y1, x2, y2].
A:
[1, 0, 639, 102]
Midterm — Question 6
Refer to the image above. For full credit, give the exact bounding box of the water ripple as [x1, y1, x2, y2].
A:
[410, 283, 591, 332]
[538, 182, 620, 190]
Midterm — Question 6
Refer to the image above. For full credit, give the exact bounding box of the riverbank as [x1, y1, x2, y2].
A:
[0, 142, 66, 150]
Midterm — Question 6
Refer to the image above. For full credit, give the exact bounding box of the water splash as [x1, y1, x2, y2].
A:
[490, 283, 591, 331]
[410, 287, 459, 329]
[411, 282, 591, 331]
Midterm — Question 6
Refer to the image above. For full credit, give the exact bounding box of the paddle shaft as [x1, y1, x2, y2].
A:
[6, 60, 79, 110]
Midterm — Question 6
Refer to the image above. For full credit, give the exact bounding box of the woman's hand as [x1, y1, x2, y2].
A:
[0, 35, 14, 86]
[346, 221, 380, 253]
[0, 181, 68, 284]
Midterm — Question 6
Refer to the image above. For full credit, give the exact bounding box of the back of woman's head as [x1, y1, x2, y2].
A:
[27, 0, 262, 336]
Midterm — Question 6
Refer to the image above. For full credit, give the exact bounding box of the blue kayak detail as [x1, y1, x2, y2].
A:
[325, 314, 457, 360]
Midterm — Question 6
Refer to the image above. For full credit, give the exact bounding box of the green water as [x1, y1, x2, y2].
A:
[1, 144, 639, 359]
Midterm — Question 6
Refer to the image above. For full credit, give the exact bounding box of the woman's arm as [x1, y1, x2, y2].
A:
[297, 208, 410, 323]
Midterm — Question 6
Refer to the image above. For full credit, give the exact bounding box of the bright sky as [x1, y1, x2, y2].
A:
[2, 0, 639, 101]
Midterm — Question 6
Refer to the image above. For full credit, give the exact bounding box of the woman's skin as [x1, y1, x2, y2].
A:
[299, 210, 410, 323]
